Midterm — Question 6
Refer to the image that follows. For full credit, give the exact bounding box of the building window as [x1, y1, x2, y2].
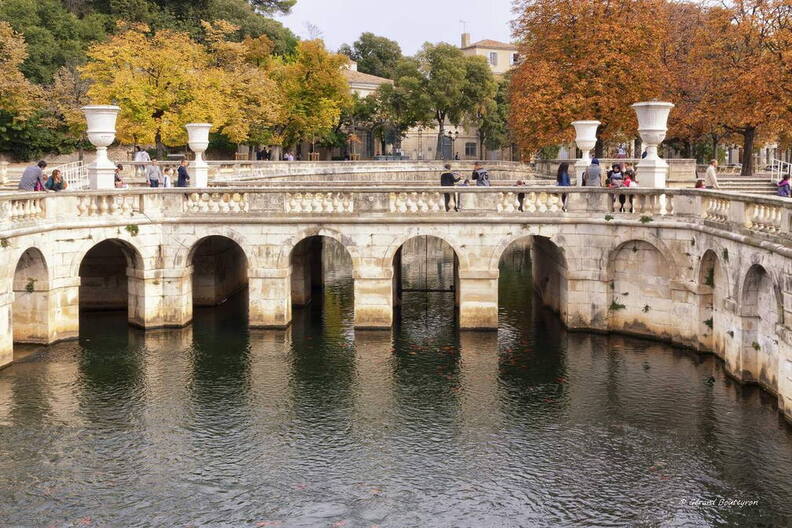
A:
[511, 53, 520, 65]
[489, 52, 498, 66]
[465, 142, 477, 158]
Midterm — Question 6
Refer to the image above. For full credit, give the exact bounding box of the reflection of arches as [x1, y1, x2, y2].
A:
[740, 264, 781, 390]
[607, 240, 671, 334]
[189, 236, 248, 307]
[392, 235, 459, 318]
[697, 250, 727, 353]
[289, 235, 354, 308]
[78, 239, 143, 315]
[13, 248, 50, 344]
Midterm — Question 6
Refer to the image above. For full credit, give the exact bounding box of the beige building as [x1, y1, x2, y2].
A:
[399, 34, 519, 161]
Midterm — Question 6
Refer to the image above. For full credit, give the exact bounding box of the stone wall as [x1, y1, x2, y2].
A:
[0, 186, 790, 424]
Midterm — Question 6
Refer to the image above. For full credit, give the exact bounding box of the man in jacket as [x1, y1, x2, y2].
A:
[471, 162, 490, 186]
[18, 160, 47, 191]
[440, 163, 461, 211]
[177, 159, 191, 187]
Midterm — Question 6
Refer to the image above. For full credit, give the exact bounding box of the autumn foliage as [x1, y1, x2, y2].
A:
[510, 0, 792, 172]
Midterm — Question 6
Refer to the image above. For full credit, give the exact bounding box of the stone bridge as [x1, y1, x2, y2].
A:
[1, 186, 791, 424]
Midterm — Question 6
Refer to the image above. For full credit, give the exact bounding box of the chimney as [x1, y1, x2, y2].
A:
[461, 33, 471, 48]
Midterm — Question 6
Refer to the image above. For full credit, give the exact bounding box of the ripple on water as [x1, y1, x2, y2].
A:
[0, 251, 790, 528]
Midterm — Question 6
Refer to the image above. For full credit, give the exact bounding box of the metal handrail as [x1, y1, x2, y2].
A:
[53, 160, 89, 190]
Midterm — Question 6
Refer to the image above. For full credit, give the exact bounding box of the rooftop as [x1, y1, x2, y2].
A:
[342, 69, 393, 86]
[462, 39, 518, 51]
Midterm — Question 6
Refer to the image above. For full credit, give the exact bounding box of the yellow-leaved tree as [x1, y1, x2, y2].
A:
[0, 21, 39, 120]
[269, 39, 352, 150]
[81, 22, 281, 153]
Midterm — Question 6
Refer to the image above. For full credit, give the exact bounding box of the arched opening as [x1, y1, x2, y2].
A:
[190, 236, 249, 317]
[78, 239, 143, 321]
[12, 248, 50, 344]
[698, 250, 726, 353]
[289, 236, 354, 328]
[740, 265, 781, 391]
[392, 236, 459, 328]
[497, 236, 568, 328]
[608, 240, 671, 337]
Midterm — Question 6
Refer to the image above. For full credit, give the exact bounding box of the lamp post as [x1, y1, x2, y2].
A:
[185, 123, 212, 187]
[82, 105, 121, 189]
[632, 101, 674, 188]
[571, 120, 600, 186]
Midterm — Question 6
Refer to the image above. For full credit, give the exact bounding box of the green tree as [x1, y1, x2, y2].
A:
[405, 43, 497, 159]
[0, 0, 108, 83]
[270, 40, 352, 150]
[473, 77, 510, 158]
[339, 32, 402, 79]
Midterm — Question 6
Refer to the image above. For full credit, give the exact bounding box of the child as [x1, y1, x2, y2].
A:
[162, 167, 173, 188]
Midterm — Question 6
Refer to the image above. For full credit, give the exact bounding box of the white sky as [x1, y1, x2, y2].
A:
[276, 0, 516, 55]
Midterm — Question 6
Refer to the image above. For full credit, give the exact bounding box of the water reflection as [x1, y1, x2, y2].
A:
[0, 243, 790, 527]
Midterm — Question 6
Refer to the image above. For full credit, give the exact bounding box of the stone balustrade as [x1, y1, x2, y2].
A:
[0, 188, 789, 242]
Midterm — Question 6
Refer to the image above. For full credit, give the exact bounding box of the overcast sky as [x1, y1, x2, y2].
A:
[277, 0, 516, 55]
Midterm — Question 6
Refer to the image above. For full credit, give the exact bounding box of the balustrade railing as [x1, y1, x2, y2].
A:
[0, 188, 790, 242]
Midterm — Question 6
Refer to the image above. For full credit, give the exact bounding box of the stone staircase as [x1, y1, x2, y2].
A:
[718, 175, 777, 196]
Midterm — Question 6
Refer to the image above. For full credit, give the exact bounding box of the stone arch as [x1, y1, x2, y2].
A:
[495, 235, 568, 322]
[607, 239, 673, 339]
[188, 235, 249, 308]
[279, 226, 360, 271]
[288, 233, 355, 309]
[78, 239, 145, 319]
[739, 264, 782, 391]
[178, 228, 251, 269]
[391, 235, 460, 318]
[384, 231, 469, 273]
[70, 236, 145, 279]
[12, 247, 51, 344]
[697, 249, 729, 354]
[487, 225, 564, 273]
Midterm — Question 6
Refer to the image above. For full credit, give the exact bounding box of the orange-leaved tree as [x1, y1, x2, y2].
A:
[510, 0, 669, 157]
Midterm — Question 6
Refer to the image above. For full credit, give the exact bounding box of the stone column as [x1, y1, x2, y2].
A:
[0, 291, 13, 368]
[458, 270, 499, 330]
[47, 277, 80, 342]
[127, 267, 192, 328]
[354, 270, 393, 329]
[249, 268, 291, 328]
[0, 160, 8, 185]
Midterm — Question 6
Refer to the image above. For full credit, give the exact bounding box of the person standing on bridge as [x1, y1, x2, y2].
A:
[704, 160, 720, 190]
[18, 160, 48, 191]
[471, 162, 490, 186]
[583, 158, 601, 187]
[146, 159, 162, 188]
[177, 159, 191, 187]
[440, 163, 461, 211]
[134, 146, 150, 181]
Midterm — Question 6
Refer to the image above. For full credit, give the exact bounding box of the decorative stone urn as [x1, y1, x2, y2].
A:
[632, 101, 675, 188]
[82, 105, 121, 189]
[571, 120, 601, 186]
[185, 123, 212, 188]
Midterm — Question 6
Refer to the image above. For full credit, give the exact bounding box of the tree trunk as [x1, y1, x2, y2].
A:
[435, 114, 445, 160]
[741, 127, 756, 176]
[155, 130, 165, 160]
[594, 138, 604, 158]
[711, 135, 718, 164]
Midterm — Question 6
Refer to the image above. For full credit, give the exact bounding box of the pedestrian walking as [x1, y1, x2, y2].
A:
[134, 146, 150, 180]
[704, 160, 720, 189]
[146, 159, 162, 188]
[583, 158, 601, 187]
[557, 161, 571, 211]
[471, 162, 490, 187]
[18, 160, 48, 191]
[440, 163, 461, 211]
[177, 159, 191, 187]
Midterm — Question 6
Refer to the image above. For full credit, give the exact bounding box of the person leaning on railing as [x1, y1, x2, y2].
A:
[440, 163, 461, 212]
[18, 160, 47, 191]
[44, 169, 67, 191]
